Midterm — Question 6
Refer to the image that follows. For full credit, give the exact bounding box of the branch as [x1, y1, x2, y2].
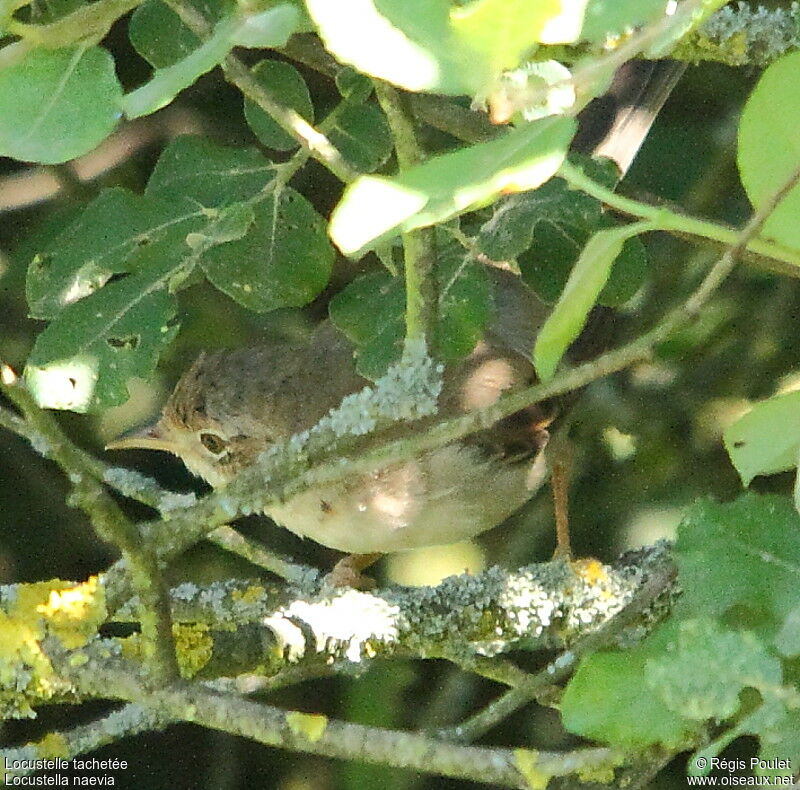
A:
[558, 160, 800, 272]
[674, 2, 800, 67]
[3, 704, 172, 769]
[0, 367, 178, 683]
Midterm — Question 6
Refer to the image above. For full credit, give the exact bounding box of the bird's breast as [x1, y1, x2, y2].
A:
[264, 443, 544, 554]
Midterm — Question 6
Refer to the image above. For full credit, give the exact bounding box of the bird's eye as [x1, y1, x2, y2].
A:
[199, 431, 227, 455]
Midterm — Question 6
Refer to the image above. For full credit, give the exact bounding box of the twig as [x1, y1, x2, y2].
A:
[52, 665, 621, 789]
[373, 81, 438, 348]
[2, 704, 172, 770]
[0, 366, 178, 683]
[206, 525, 318, 586]
[160, 0, 358, 184]
[559, 159, 800, 270]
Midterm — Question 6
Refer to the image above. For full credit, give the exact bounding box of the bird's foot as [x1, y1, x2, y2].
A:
[325, 553, 382, 589]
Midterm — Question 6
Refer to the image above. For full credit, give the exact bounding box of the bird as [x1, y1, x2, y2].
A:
[108, 61, 685, 587]
[108, 269, 555, 586]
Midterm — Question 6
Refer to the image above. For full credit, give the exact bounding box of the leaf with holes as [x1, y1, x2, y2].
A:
[25, 188, 205, 320]
[25, 262, 180, 411]
[197, 186, 334, 312]
[0, 46, 122, 164]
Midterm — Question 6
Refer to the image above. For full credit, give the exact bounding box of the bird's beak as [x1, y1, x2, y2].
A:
[105, 422, 176, 454]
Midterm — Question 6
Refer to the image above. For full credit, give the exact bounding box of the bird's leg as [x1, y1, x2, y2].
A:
[326, 552, 382, 589]
[550, 458, 572, 560]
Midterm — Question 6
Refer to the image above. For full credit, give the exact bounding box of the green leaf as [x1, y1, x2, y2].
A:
[561, 624, 696, 749]
[27, 136, 275, 320]
[532, 225, 632, 381]
[723, 391, 800, 486]
[197, 186, 334, 312]
[330, 116, 576, 256]
[330, 240, 494, 377]
[675, 495, 800, 627]
[646, 619, 782, 722]
[123, 15, 240, 119]
[335, 67, 373, 101]
[23, 137, 281, 410]
[329, 271, 405, 379]
[25, 264, 179, 411]
[26, 188, 204, 320]
[232, 4, 303, 48]
[307, 0, 591, 95]
[0, 46, 122, 164]
[146, 135, 276, 206]
[478, 156, 645, 307]
[243, 60, 313, 151]
[450, 0, 589, 57]
[306, 0, 477, 95]
[434, 240, 491, 360]
[129, 0, 235, 68]
[581, 0, 669, 43]
[738, 51, 800, 251]
[328, 104, 393, 173]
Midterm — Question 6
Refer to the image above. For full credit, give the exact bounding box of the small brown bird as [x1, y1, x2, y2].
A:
[108, 62, 684, 584]
[108, 271, 555, 585]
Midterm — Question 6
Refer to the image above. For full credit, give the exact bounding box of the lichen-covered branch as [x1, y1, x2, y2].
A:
[0, 367, 178, 684]
[675, 2, 800, 66]
[4, 654, 622, 788]
[3, 704, 173, 770]
[0, 544, 675, 713]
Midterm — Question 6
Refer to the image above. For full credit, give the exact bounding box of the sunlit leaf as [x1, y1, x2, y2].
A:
[123, 16, 240, 119]
[243, 60, 313, 150]
[533, 225, 633, 381]
[738, 51, 800, 251]
[26, 264, 179, 411]
[581, 0, 669, 43]
[723, 391, 800, 486]
[232, 4, 304, 48]
[330, 116, 575, 255]
[0, 46, 121, 164]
